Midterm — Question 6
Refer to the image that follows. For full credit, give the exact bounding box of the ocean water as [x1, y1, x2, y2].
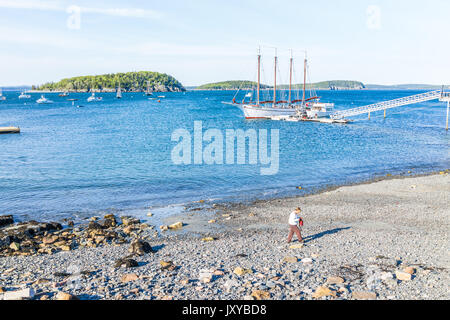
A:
[0, 90, 448, 222]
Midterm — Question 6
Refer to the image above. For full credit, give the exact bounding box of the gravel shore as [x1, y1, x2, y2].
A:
[0, 172, 448, 300]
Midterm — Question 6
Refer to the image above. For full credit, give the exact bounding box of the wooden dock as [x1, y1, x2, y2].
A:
[0, 127, 20, 134]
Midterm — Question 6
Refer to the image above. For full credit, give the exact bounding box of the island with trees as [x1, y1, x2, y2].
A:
[32, 71, 186, 92]
[194, 80, 365, 90]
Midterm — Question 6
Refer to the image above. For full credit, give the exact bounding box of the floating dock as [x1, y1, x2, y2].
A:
[268, 115, 349, 123]
[0, 127, 20, 134]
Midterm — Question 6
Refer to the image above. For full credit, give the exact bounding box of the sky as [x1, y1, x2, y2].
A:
[0, 0, 449, 87]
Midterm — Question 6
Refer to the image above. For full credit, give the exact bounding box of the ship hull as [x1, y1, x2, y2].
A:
[238, 104, 297, 119]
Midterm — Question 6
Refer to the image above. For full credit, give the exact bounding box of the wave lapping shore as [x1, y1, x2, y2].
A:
[0, 173, 449, 300]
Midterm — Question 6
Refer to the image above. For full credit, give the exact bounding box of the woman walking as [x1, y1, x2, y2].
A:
[287, 207, 303, 243]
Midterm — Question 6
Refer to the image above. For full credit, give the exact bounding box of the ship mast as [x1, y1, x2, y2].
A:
[257, 47, 261, 105]
[273, 48, 277, 107]
[289, 49, 293, 104]
[302, 52, 307, 106]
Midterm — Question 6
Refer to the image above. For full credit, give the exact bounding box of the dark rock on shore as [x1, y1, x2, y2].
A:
[0, 215, 14, 227]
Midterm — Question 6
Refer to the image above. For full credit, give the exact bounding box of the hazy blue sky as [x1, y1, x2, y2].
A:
[1, 0, 449, 86]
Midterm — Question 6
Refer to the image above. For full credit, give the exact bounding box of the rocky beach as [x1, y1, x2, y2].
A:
[0, 172, 448, 300]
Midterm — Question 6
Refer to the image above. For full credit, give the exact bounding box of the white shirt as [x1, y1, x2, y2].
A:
[288, 211, 300, 226]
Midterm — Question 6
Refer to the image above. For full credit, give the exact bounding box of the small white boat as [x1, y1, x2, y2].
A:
[0, 88, 6, 101]
[19, 91, 31, 99]
[305, 102, 334, 118]
[157, 95, 165, 98]
[87, 92, 103, 102]
[36, 95, 53, 104]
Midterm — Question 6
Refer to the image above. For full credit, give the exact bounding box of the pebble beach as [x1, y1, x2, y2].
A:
[0, 172, 448, 300]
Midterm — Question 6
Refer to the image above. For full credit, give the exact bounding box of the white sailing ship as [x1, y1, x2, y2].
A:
[223, 49, 334, 119]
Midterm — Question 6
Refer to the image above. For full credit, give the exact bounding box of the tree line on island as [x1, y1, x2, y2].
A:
[33, 71, 186, 92]
[195, 80, 365, 90]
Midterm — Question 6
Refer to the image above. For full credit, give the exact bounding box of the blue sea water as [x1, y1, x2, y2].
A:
[0, 90, 448, 222]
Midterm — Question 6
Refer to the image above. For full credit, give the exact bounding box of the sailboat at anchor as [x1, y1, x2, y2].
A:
[223, 48, 334, 119]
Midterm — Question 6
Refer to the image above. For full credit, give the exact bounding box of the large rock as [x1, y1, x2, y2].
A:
[115, 258, 138, 268]
[0, 215, 14, 228]
[129, 239, 154, 255]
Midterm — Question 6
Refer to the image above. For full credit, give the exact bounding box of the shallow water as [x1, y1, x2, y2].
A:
[0, 90, 448, 222]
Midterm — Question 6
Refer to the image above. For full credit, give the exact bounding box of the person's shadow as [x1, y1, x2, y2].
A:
[303, 227, 350, 244]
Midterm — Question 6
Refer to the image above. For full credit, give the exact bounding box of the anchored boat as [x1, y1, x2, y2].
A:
[87, 92, 103, 102]
[223, 48, 334, 120]
[36, 95, 53, 104]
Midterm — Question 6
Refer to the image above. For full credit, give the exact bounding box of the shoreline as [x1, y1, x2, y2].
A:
[0, 171, 448, 300]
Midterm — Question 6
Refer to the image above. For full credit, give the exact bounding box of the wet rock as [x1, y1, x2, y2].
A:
[121, 216, 140, 226]
[88, 221, 103, 230]
[168, 222, 183, 230]
[9, 242, 20, 251]
[0, 215, 14, 228]
[115, 258, 139, 268]
[129, 239, 154, 255]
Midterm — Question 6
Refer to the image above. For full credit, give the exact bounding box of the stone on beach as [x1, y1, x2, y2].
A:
[326, 276, 345, 284]
[251, 290, 270, 300]
[352, 291, 377, 300]
[168, 222, 183, 230]
[0, 215, 14, 227]
[283, 256, 298, 263]
[395, 270, 412, 281]
[121, 273, 139, 283]
[115, 257, 139, 268]
[56, 292, 79, 300]
[2, 288, 35, 300]
[201, 237, 216, 242]
[312, 286, 335, 299]
[289, 243, 304, 249]
[234, 267, 253, 276]
[129, 239, 154, 255]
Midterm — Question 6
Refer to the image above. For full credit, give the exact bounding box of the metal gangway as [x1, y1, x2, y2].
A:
[330, 90, 445, 120]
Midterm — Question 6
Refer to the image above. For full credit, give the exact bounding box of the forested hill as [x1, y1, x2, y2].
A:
[195, 80, 364, 90]
[195, 81, 271, 90]
[33, 71, 186, 92]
